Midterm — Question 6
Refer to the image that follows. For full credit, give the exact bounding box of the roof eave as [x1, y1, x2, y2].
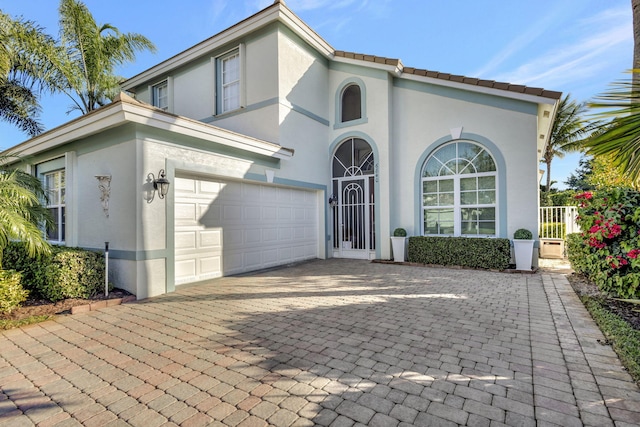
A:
[400, 72, 561, 105]
[2, 98, 294, 161]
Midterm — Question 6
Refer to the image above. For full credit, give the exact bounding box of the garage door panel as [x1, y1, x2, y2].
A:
[245, 206, 261, 220]
[175, 176, 318, 284]
[293, 208, 306, 221]
[224, 253, 243, 271]
[277, 187, 292, 202]
[263, 250, 278, 264]
[261, 186, 277, 200]
[199, 180, 222, 194]
[279, 247, 292, 260]
[175, 177, 196, 193]
[278, 228, 292, 240]
[175, 203, 197, 224]
[175, 231, 197, 250]
[244, 184, 260, 199]
[199, 256, 221, 275]
[262, 206, 277, 221]
[199, 230, 221, 248]
[222, 181, 242, 200]
[293, 227, 305, 239]
[278, 207, 292, 220]
[175, 259, 197, 281]
[263, 228, 278, 241]
[244, 251, 262, 268]
[245, 230, 261, 244]
[223, 205, 242, 221]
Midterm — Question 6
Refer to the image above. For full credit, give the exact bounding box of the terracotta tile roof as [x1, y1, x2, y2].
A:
[334, 50, 562, 100]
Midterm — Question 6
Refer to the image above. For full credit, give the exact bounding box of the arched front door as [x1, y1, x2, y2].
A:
[331, 138, 375, 259]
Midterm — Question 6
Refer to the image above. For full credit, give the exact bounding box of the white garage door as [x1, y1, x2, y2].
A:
[174, 175, 319, 285]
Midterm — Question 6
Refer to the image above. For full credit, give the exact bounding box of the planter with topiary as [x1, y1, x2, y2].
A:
[513, 228, 534, 270]
[391, 228, 407, 262]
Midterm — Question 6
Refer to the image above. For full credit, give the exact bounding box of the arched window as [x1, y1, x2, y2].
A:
[421, 141, 497, 236]
[341, 84, 361, 122]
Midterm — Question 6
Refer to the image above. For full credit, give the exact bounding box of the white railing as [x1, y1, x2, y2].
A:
[539, 206, 580, 239]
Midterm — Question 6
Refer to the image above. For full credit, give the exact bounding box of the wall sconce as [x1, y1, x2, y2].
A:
[328, 194, 338, 207]
[147, 169, 170, 203]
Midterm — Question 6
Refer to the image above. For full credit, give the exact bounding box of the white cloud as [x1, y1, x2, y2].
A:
[489, 7, 632, 90]
[472, 2, 574, 78]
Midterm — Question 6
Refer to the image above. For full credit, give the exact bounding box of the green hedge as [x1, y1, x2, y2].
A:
[0, 270, 28, 314]
[407, 236, 511, 270]
[569, 189, 640, 298]
[566, 233, 590, 275]
[3, 242, 107, 302]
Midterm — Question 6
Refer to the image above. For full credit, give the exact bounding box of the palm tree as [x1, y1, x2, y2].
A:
[542, 94, 591, 192]
[584, 76, 640, 187]
[0, 12, 57, 136]
[0, 157, 53, 268]
[634, 0, 640, 73]
[52, 0, 156, 113]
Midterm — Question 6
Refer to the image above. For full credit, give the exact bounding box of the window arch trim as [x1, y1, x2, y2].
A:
[413, 133, 507, 238]
[334, 77, 368, 129]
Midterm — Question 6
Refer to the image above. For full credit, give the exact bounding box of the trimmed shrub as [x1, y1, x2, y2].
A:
[566, 233, 590, 275]
[2, 241, 49, 294]
[42, 248, 106, 301]
[514, 228, 533, 240]
[393, 228, 407, 237]
[568, 189, 640, 298]
[3, 242, 106, 302]
[408, 236, 511, 270]
[0, 270, 28, 314]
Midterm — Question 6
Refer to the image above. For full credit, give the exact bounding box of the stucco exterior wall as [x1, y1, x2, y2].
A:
[327, 64, 394, 259]
[391, 81, 540, 242]
[75, 140, 138, 250]
[274, 27, 330, 185]
[173, 58, 214, 120]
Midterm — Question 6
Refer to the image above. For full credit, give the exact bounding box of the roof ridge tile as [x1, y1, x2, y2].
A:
[334, 49, 561, 100]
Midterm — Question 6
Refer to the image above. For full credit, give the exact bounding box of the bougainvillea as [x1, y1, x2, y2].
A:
[567, 188, 640, 298]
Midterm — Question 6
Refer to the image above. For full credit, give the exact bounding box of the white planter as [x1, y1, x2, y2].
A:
[513, 239, 535, 270]
[391, 236, 406, 262]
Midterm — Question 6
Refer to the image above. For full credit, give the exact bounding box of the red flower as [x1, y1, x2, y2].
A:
[575, 191, 593, 200]
[628, 249, 640, 259]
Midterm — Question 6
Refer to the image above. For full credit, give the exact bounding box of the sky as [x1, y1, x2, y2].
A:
[0, 0, 633, 189]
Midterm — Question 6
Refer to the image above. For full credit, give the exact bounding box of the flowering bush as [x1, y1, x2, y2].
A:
[568, 188, 640, 298]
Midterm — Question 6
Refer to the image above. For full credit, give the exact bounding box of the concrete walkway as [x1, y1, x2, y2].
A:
[1, 259, 639, 426]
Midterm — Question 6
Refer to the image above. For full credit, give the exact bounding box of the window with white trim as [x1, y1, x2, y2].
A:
[218, 49, 240, 113]
[45, 170, 65, 243]
[152, 80, 168, 111]
[422, 141, 497, 236]
[341, 84, 361, 122]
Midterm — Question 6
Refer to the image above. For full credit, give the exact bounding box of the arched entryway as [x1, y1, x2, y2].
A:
[331, 137, 375, 259]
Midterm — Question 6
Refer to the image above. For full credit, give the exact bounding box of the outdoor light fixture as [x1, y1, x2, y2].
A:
[328, 194, 338, 207]
[147, 169, 170, 203]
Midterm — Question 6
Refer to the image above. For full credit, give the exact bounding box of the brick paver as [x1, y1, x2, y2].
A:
[1, 259, 639, 425]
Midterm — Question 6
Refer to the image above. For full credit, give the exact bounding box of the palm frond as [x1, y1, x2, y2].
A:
[585, 72, 640, 186]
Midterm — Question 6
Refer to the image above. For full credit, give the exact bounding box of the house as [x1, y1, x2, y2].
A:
[4, 0, 561, 299]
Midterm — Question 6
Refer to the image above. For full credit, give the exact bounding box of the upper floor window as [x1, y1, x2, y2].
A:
[45, 170, 65, 243]
[218, 49, 240, 114]
[421, 141, 497, 237]
[152, 80, 168, 111]
[341, 84, 361, 122]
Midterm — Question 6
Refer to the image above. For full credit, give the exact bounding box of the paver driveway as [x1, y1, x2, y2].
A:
[1, 259, 639, 426]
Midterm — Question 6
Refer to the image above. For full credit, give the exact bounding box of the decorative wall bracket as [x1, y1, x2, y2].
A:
[95, 175, 111, 218]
